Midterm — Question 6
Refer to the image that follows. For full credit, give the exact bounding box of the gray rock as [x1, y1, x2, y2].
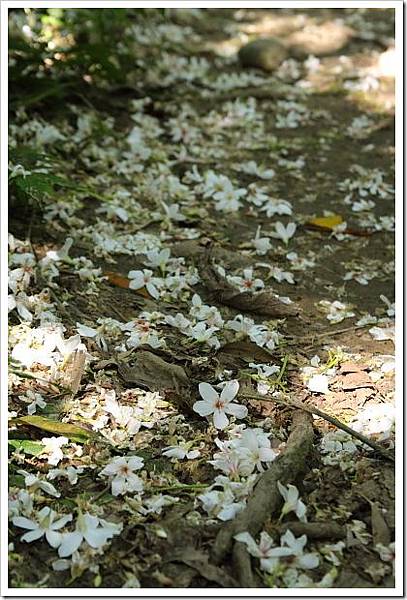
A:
[238, 37, 288, 72]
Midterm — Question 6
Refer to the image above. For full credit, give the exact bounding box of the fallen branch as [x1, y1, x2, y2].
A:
[212, 410, 314, 585]
[241, 392, 395, 463]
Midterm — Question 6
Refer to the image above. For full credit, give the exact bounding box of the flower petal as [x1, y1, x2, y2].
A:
[220, 380, 239, 402]
[46, 530, 63, 548]
[224, 402, 248, 419]
[193, 400, 214, 417]
[198, 382, 219, 404]
[58, 532, 83, 557]
[21, 529, 44, 543]
[12, 517, 37, 530]
[213, 409, 229, 430]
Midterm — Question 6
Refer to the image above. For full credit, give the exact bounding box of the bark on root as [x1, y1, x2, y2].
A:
[212, 410, 314, 585]
[201, 244, 299, 319]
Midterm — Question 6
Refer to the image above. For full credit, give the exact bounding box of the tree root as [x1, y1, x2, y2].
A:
[211, 410, 314, 585]
[277, 521, 346, 540]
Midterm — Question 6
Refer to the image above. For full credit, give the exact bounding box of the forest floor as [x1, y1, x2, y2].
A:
[8, 7, 396, 590]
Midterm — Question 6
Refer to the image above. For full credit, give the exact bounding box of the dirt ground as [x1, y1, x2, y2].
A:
[8, 7, 395, 589]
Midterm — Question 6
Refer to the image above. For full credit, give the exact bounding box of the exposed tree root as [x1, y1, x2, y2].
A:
[277, 521, 346, 540]
[201, 243, 299, 319]
[212, 410, 314, 585]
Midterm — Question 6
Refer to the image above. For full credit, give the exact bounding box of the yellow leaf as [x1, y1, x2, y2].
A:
[14, 416, 93, 442]
[308, 215, 343, 230]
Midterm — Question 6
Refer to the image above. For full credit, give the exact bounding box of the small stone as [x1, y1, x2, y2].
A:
[238, 37, 288, 72]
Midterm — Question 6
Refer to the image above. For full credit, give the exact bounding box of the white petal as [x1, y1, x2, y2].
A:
[213, 409, 229, 430]
[297, 553, 319, 569]
[234, 532, 261, 558]
[128, 456, 144, 470]
[307, 374, 329, 394]
[198, 382, 219, 404]
[128, 273, 144, 289]
[84, 529, 111, 549]
[58, 532, 83, 557]
[111, 476, 126, 496]
[186, 449, 201, 459]
[12, 517, 37, 530]
[21, 529, 44, 543]
[225, 402, 248, 419]
[46, 530, 63, 548]
[220, 380, 239, 402]
[193, 400, 214, 417]
[146, 282, 160, 299]
[162, 446, 186, 459]
[259, 447, 277, 463]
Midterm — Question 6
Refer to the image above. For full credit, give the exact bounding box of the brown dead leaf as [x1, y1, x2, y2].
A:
[340, 371, 374, 391]
[340, 361, 368, 374]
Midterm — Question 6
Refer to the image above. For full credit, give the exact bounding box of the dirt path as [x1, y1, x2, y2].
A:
[8, 7, 395, 589]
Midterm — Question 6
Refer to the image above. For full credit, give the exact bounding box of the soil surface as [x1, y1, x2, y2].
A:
[8, 7, 395, 590]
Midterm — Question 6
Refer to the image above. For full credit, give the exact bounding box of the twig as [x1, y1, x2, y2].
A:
[241, 392, 394, 462]
[149, 483, 208, 494]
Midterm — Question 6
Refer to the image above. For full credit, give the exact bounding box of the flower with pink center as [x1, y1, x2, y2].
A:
[193, 381, 248, 430]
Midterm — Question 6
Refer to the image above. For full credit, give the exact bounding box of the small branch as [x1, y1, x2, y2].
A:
[241, 392, 394, 462]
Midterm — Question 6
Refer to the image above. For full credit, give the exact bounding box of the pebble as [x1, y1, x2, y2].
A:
[238, 37, 288, 72]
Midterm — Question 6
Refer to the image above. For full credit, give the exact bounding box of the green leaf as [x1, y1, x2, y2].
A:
[13, 416, 93, 443]
[8, 439, 45, 456]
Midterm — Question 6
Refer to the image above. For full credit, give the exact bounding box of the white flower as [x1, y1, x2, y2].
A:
[261, 198, 293, 217]
[229, 268, 264, 292]
[161, 201, 185, 222]
[8, 293, 33, 322]
[96, 204, 128, 222]
[187, 322, 220, 348]
[47, 466, 84, 485]
[248, 324, 279, 351]
[17, 469, 60, 498]
[40, 436, 69, 466]
[233, 428, 277, 472]
[99, 456, 144, 496]
[57, 512, 122, 557]
[193, 380, 247, 430]
[241, 161, 275, 180]
[198, 488, 245, 521]
[45, 238, 73, 262]
[249, 362, 280, 377]
[143, 248, 171, 271]
[318, 300, 355, 324]
[252, 226, 272, 255]
[162, 443, 200, 460]
[272, 529, 319, 569]
[380, 295, 395, 318]
[271, 222, 297, 244]
[269, 266, 295, 284]
[165, 312, 192, 332]
[234, 531, 279, 573]
[202, 171, 232, 198]
[128, 269, 161, 299]
[104, 389, 141, 435]
[350, 403, 395, 441]
[12, 506, 72, 547]
[139, 494, 178, 515]
[76, 322, 107, 351]
[277, 481, 307, 522]
[307, 374, 329, 394]
[19, 390, 47, 415]
[369, 325, 395, 342]
[213, 185, 246, 212]
[226, 314, 255, 334]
